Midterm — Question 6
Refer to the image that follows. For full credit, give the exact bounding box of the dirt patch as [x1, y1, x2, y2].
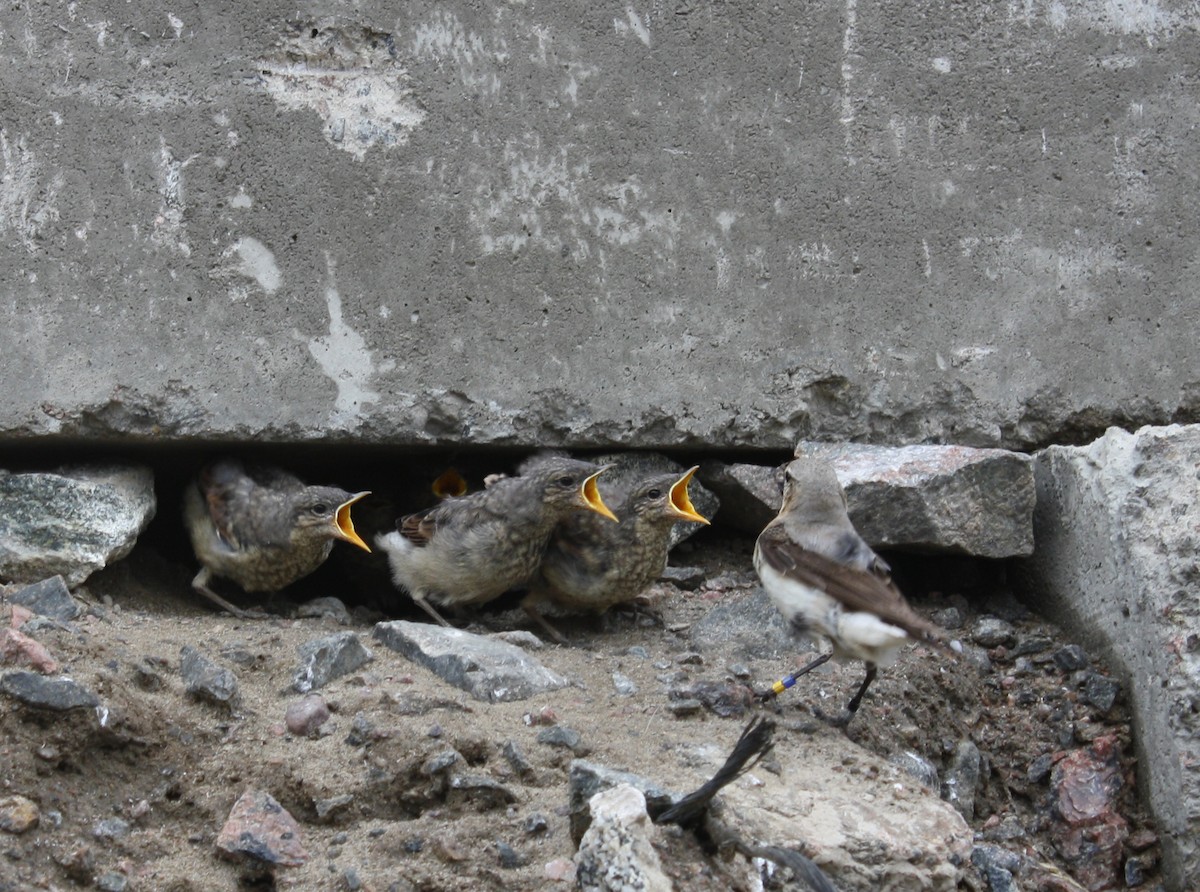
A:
[0, 534, 1162, 891]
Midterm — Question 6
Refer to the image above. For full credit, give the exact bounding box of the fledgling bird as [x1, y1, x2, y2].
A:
[753, 457, 958, 723]
[375, 455, 618, 627]
[522, 466, 709, 643]
[183, 459, 372, 618]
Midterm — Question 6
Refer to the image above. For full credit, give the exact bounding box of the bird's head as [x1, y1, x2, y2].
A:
[627, 466, 710, 527]
[528, 457, 619, 523]
[779, 457, 848, 519]
[292, 487, 373, 552]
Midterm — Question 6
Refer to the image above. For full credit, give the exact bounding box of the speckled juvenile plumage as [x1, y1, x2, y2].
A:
[375, 455, 617, 627]
[523, 467, 708, 642]
[184, 460, 371, 617]
[754, 457, 956, 721]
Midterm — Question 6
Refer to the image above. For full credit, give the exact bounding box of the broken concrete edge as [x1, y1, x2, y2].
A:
[1012, 422, 1200, 890]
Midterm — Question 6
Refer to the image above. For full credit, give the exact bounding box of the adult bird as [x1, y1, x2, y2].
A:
[376, 455, 617, 627]
[754, 457, 958, 723]
[523, 466, 709, 643]
[183, 459, 371, 618]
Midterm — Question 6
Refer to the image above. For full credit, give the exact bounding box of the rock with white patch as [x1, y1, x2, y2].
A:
[0, 465, 156, 587]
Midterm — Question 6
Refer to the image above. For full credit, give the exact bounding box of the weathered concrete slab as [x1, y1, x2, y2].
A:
[700, 446, 1034, 557]
[1016, 424, 1200, 890]
[372, 620, 568, 702]
[0, 2, 1196, 449]
[0, 466, 157, 586]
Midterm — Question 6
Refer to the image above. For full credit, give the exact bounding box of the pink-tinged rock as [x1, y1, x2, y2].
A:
[284, 694, 330, 737]
[1050, 736, 1128, 891]
[0, 795, 40, 833]
[0, 628, 59, 673]
[544, 857, 577, 882]
[9, 605, 33, 628]
[216, 790, 308, 867]
[1051, 735, 1123, 826]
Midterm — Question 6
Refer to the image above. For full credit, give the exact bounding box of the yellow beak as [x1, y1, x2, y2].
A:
[667, 467, 709, 525]
[431, 468, 468, 500]
[334, 492, 372, 552]
[581, 467, 619, 523]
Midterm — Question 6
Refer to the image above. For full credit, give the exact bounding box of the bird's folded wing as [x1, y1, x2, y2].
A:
[757, 527, 942, 642]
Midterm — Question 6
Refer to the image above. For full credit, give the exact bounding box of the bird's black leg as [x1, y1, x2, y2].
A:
[761, 651, 833, 703]
[846, 662, 878, 715]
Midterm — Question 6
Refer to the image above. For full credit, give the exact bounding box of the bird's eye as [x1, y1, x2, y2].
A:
[310, 503, 329, 515]
[646, 488, 662, 499]
[556, 475, 575, 487]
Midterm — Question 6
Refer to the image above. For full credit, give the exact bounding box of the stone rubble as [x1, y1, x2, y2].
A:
[0, 465, 156, 586]
[373, 620, 569, 702]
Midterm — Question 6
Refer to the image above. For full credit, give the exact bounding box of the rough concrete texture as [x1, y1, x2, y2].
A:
[0, 465, 156, 586]
[2, 3, 1197, 448]
[1017, 424, 1200, 889]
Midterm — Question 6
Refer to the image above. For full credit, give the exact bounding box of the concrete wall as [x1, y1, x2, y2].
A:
[2, 0, 1197, 449]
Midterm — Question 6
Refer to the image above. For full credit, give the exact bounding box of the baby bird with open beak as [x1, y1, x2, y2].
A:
[376, 455, 617, 627]
[754, 457, 959, 723]
[523, 466, 709, 643]
[523, 468, 705, 643]
[183, 459, 371, 618]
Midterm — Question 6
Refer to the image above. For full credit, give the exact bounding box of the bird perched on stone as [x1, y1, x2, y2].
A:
[754, 457, 959, 723]
[183, 459, 371, 618]
[522, 466, 709, 643]
[376, 455, 618, 627]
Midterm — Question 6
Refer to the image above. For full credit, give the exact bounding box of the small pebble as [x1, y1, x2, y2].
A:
[524, 812, 549, 834]
[1052, 644, 1089, 672]
[285, 694, 331, 737]
[612, 672, 638, 696]
[496, 840, 524, 868]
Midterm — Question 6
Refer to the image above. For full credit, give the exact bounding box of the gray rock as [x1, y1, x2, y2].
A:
[92, 817, 130, 839]
[501, 740, 534, 778]
[689, 588, 797, 661]
[296, 596, 352, 624]
[588, 452, 720, 548]
[421, 748, 460, 775]
[180, 646, 239, 707]
[611, 671, 637, 696]
[890, 750, 940, 790]
[1083, 673, 1121, 713]
[795, 442, 1036, 558]
[942, 739, 982, 820]
[659, 566, 705, 590]
[713, 732, 972, 890]
[1015, 423, 1200, 889]
[0, 671, 100, 710]
[9, 576, 81, 621]
[568, 761, 678, 844]
[696, 462, 781, 535]
[1052, 644, 1089, 672]
[314, 794, 354, 821]
[446, 774, 517, 810]
[537, 725, 589, 755]
[970, 845, 1021, 892]
[971, 617, 1017, 648]
[0, 465, 156, 586]
[372, 620, 568, 702]
[293, 631, 374, 693]
[574, 784, 672, 892]
[96, 872, 128, 892]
